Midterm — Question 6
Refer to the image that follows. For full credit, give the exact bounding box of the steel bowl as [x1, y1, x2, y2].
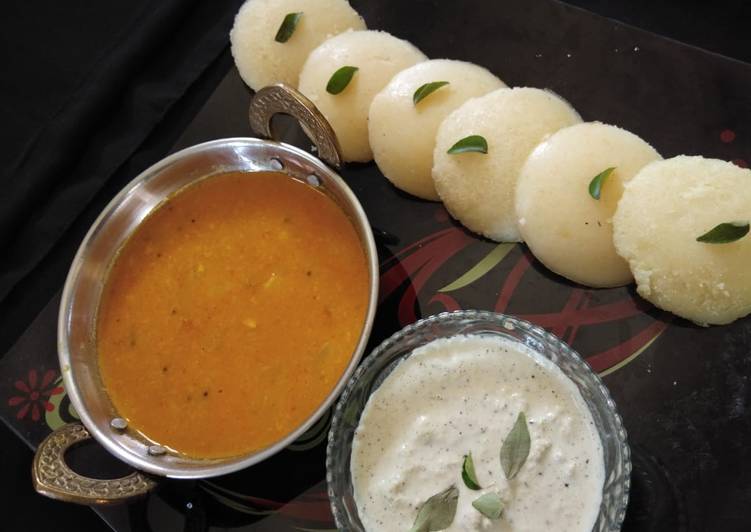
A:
[32, 85, 379, 505]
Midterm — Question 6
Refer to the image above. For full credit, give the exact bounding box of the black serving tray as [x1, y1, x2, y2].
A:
[2, 0, 750, 530]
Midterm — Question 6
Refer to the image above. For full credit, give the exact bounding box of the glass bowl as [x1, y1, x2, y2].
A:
[326, 310, 630, 531]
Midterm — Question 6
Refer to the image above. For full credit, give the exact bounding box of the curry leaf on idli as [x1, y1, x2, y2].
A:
[696, 221, 749, 244]
[447, 135, 488, 154]
[413, 80, 450, 105]
[588, 167, 616, 200]
[326, 66, 359, 95]
[274, 12, 303, 43]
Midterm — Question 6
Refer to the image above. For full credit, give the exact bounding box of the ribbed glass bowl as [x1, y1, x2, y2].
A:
[326, 310, 630, 531]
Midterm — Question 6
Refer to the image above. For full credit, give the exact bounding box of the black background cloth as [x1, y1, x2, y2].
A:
[0, 1, 749, 531]
[0, 0, 243, 355]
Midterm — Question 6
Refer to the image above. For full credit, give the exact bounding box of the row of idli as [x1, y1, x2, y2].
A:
[438, 105, 750, 325]
[229, 0, 750, 326]
[231, 0, 431, 162]
[431, 100, 658, 288]
[230, 1, 511, 167]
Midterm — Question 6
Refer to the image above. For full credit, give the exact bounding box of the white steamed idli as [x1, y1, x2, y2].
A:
[230, 0, 365, 91]
[432, 87, 581, 241]
[515, 122, 661, 288]
[368, 60, 506, 200]
[613, 156, 751, 325]
[298, 30, 426, 162]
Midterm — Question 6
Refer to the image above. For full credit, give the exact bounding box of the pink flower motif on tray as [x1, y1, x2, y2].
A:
[8, 369, 63, 422]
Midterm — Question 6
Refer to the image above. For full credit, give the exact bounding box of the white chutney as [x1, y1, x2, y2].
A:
[351, 334, 605, 531]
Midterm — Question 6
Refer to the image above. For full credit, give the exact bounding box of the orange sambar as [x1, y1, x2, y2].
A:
[96, 171, 369, 459]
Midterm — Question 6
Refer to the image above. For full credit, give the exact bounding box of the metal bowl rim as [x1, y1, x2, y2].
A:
[58, 137, 379, 478]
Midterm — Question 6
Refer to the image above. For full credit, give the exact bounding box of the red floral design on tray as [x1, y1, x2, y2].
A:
[8, 369, 64, 421]
[201, 480, 335, 527]
[380, 219, 670, 376]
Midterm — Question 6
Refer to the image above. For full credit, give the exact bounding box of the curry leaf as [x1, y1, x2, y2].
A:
[274, 12, 303, 43]
[696, 221, 750, 244]
[409, 485, 459, 532]
[471, 492, 504, 520]
[500, 412, 531, 480]
[588, 167, 616, 200]
[447, 135, 488, 155]
[326, 66, 358, 95]
[413, 81, 450, 105]
[461, 453, 482, 490]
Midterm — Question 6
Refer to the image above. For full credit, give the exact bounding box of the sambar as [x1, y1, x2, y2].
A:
[96, 170, 369, 459]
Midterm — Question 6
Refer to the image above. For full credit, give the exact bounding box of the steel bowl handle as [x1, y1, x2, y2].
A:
[248, 83, 342, 169]
[32, 422, 157, 505]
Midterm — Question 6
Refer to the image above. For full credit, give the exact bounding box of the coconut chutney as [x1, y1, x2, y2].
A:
[351, 334, 604, 531]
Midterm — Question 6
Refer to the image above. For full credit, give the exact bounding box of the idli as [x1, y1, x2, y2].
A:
[515, 122, 661, 288]
[613, 156, 751, 325]
[298, 30, 426, 162]
[369, 60, 506, 200]
[230, 0, 365, 91]
[432, 87, 581, 241]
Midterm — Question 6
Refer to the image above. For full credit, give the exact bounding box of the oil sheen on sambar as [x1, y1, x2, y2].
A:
[96, 171, 369, 458]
